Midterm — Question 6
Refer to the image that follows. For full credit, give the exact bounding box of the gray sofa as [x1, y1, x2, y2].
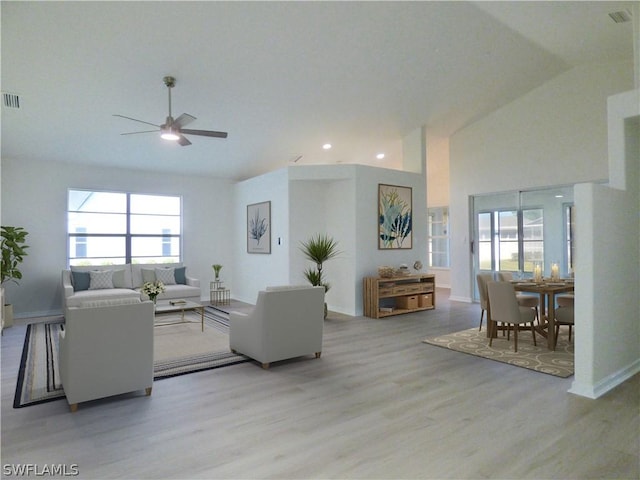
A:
[62, 263, 201, 308]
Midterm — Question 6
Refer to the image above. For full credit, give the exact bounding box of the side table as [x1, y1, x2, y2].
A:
[210, 281, 230, 306]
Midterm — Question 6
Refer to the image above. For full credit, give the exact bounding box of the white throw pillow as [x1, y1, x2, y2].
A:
[89, 270, 114, 290]
[141, 268, 156, 284]
[112, 269, 127, 288]
[155, 267, 176, 285]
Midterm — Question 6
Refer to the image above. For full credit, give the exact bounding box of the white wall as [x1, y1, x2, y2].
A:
[232, 164, 428, 316]
[353, 165, 428, 315]
[426, 133, 450, 207]
[570, 89, 640, 398]
[426, 132, 451, 288]
[1, 158, 234, 317]
[289, 166, 357, 315]
[288, 164, 427, 316]
[232, 168, 290, 304]
[449, 61, 633, 302]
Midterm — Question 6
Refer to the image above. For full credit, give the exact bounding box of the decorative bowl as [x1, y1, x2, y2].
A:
[378, 266, 395, 278]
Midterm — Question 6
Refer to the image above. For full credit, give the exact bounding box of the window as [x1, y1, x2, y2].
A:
[497, 210, 518, 271]
[522, 208, 544, 271]
[67, 190, 181, 266]
[477, 212, 493, 270]
[427, 207, 450, 268]
[74, 227, 87, 258]
[565, 204, 575, 275]
[476, 208, 544, 273]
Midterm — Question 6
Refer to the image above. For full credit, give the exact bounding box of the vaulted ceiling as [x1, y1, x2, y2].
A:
[1, 1, 635, 180]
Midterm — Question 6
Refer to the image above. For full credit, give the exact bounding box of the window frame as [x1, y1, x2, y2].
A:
[67, 189, 182, 266]
[427, 206, 450, 268]
[476, 207, 544, 273]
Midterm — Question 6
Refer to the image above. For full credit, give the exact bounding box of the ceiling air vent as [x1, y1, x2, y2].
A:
[608, 9, 632, 24]
[2, 92, 21, 109]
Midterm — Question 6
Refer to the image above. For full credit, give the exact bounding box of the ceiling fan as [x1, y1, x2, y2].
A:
[114, 76, 228, 146]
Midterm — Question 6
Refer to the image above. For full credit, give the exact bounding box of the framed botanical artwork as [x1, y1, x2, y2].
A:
[378, 184, 412, 249]
[247, 201, 271, 254]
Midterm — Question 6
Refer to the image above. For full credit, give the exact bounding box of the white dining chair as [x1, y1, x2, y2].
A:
[487, 281, 537, 352]
[476, 273, 493, 332]
[498, 271, 540, 324]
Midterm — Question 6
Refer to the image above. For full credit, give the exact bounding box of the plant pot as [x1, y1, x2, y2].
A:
[3, 303, 14, 329]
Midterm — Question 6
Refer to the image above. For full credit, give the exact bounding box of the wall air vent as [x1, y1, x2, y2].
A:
[608, 9, 632, 24]
[2, 92, 21, 109]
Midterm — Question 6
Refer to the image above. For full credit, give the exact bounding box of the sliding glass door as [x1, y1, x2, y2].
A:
[471, 185, 574, 301]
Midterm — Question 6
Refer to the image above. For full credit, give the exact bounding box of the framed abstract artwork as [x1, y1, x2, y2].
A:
[247, 201, 271, 254]
[378, 184, 412, 249]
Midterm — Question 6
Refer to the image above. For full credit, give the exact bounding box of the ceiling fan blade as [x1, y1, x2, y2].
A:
[174, 113, 196, 128]
[177, 135, 192, 146]
[181, 129, 228, 139]
[120, 130, 159, 136]
[113, 114, 160, 128]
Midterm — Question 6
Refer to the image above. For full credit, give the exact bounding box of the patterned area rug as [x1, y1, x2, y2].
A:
[423, 327, 574, 377]
[14, 306, 248, 408]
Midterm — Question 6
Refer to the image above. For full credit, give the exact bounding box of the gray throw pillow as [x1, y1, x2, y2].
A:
[174, 266, 186, 285]
[71, 271, 90, 292]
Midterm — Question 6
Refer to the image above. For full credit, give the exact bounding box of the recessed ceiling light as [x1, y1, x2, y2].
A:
[376, 153, 385, 160]
[555, 195, 564, 198]
[322, 143, 332, 150]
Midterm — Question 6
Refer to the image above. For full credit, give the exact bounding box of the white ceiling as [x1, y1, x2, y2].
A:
[1, 1, 635, 181]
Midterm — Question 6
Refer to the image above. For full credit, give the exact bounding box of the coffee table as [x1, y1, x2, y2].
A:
[154, 300, 205, 332]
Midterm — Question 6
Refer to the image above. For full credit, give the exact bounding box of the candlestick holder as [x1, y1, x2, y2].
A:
[533, 262, 543, 283]
[550, 262, 560, 281]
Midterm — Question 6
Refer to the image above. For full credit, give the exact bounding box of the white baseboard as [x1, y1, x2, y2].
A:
[15, 309, 63, 320]
[569, 358, 640, 399]
[448, 295, 473, 303]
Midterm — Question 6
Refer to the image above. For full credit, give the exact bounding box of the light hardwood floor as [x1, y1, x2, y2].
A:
[1, 289, 638, 479]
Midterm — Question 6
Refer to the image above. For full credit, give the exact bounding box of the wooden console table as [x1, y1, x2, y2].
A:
[363, 274, 435, 318]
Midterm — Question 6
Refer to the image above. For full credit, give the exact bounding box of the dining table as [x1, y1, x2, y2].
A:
[512, 279, 574, 350]
[486, 279, 574, 350]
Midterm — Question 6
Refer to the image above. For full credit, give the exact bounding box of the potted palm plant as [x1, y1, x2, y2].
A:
[300, 234, 341, 318]
[1, 226, 29, 329]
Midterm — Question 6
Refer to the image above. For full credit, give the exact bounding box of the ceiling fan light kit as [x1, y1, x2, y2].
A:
[160, 126, 180, 141]
[114, 75, 228, 146]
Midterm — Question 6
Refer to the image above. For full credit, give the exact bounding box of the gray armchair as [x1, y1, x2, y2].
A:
[229, 285, 325, 369]
[59, 299, 154, 412]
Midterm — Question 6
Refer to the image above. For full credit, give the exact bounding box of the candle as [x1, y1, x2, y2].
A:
[551, 263, 559, 281]
[534, 264, 542, 282]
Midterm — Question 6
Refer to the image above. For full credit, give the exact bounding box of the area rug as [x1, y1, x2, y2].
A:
[14, 307, 249, 408]
[423, 327, 574, 377]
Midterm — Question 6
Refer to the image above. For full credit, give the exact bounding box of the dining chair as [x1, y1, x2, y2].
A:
[497, 271, 540, 324]
[554, 295, 574, 342]
[476, 273, 493, 332]
[556, 293, 574, 307]
[487, 281, 537, 352]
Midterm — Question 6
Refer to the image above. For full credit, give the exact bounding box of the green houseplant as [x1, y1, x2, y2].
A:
[300, 234, 340, 318]
[212, 264, 223, 281]
[1, 226, 29, 329]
